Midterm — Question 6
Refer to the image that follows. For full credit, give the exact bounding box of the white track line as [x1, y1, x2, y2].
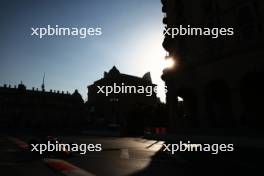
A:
[8, 137, 96, 176]
[43, 158, 96, 176]
[7, 136, 29, 150]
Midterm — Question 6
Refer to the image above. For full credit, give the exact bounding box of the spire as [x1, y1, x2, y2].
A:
[41, 72, 45, 91]
[108, 66, 120, 75]
[18, 81, 26, 91]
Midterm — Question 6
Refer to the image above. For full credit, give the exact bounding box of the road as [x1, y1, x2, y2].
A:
[0, 135, 262, 176]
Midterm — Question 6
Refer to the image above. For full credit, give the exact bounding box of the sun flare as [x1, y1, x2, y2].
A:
[164, 57, 175, 68]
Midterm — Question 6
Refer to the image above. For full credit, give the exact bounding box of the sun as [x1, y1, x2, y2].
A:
[164, 57, 175, 68]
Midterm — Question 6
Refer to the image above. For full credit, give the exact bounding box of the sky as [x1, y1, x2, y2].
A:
[0, 0, 167, 102]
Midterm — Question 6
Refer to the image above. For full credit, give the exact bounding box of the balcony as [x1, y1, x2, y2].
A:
[161, 0, 167, 5]
[162, 5, 167, 13]
[163, 16, 168, 24]
[162, 36, 174, 52]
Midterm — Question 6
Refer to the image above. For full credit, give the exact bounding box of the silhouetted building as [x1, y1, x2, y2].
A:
[161, 0, 264, 133]
[0, 82, 85, 130]
[87, 66, 160, 134]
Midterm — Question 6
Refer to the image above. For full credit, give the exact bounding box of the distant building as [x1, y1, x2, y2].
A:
[161, 0, 264, 133]
[0, 82, 85, 130]
[87, 66, 160, 134]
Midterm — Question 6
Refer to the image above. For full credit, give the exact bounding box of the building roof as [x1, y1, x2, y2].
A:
[90, 66, 155, 86]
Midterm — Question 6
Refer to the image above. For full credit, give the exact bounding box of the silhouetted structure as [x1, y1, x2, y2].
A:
[0, 82, 85, 130]
[87, 66, 162, 134]
[161, 0, 264, 133]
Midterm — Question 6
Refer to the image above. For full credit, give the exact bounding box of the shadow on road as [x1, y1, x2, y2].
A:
[129, 144, 263, 176]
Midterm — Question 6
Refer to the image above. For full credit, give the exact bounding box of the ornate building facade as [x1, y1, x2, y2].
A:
[87, 66, 162, 134]
[161, 0, 264, 133]
[0, 82, 85, 130]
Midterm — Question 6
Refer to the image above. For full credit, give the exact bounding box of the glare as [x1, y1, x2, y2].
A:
[135, 35, 169, 102]
[164, 57, 175, 68]
[177, 96, 184, 102]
